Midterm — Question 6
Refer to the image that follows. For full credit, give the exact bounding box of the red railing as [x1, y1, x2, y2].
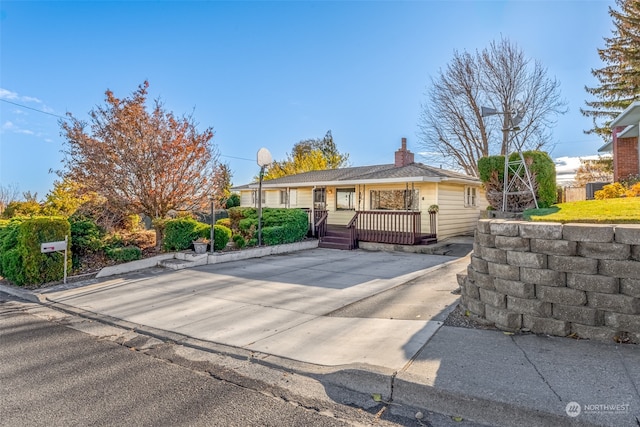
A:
[355, 211, 422, 245]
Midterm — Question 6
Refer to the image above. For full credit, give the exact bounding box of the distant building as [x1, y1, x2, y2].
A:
[598, 100, 640, 181]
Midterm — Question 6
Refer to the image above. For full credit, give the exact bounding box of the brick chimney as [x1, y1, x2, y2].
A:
[394, 137, 414, 167]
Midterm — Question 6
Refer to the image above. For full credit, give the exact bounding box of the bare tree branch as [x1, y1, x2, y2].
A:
[418, 38, 567, 177]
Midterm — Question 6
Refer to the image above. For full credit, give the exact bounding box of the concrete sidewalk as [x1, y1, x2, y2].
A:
[2, 247, 639, 426]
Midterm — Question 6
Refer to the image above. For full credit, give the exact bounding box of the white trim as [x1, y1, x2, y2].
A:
[618, 124, 638, 138]
[610, 101, 640, 127]
[245, 175, 481, 189]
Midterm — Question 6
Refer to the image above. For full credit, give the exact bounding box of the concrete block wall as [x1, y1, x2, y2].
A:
[460, 219, 640, 343]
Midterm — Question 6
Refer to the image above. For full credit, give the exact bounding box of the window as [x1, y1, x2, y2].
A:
[279, 189, 288, 205]
[370, 189, 419, 210]
[336, 188, 355, 210]
[252, 190, 266, 206]
[465, 186, 477, 207]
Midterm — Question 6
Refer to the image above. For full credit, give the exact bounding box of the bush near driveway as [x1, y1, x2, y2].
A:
[227, 207, 309, 246]
[0, 217, 71, 286]
[163, 217, 231, 251]
[163, 217, 210, 251]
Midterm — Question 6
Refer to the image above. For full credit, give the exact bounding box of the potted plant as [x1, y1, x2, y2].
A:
[428, 204, 439, 214]
[192, 237, 210, 254]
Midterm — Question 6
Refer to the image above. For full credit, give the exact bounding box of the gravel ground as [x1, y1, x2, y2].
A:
[442, 303, 497, 330]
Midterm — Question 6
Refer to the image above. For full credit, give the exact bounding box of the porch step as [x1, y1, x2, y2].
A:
[421, 237, 438, 245]
[318, 241, 352, 250]
[319, 225, 355, 250]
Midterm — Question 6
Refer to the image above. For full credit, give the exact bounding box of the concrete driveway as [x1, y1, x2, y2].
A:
[41, 248, 466, 370]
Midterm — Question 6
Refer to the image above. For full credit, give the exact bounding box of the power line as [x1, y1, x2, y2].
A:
[0, 98, 69, 120]
[220, 154, 254, 162]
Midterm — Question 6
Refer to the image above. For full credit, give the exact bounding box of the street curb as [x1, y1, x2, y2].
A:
[24, 296, 604, 427]
[0, 283, 45, 303]
[391, 372, 603, 427]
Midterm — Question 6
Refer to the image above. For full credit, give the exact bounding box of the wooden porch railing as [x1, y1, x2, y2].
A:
[355, 211, 422, 245]
[346, 213, 359, 249]
[305, 209, 328, 237]
[315, 211, 328, 239]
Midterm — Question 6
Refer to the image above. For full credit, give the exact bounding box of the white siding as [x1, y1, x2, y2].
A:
[297, 188, 313, 208]
[436, 183, 483, 239]
[240, 190, 253, 207]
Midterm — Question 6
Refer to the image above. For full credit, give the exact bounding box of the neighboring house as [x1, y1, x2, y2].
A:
[232, 138, 487, 248]
[598, 100, 640, 181]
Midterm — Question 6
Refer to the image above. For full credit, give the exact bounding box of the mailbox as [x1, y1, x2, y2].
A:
[41, 240, 67, 253]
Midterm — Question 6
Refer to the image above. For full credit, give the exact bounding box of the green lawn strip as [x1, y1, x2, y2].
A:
[523, 198, 640, 223]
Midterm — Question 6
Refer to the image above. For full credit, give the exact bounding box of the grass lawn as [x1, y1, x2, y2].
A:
[523, 197, 640, 223]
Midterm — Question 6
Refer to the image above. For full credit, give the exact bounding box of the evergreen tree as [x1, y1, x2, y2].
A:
[582, 0, 640, 140]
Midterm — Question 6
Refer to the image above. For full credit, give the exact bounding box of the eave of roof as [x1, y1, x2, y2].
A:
[610, 100, 640, 127]
[618, 124, 639, 138]
[597, 141, 613, 153]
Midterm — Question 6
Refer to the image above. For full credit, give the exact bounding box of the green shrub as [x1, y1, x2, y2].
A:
[260, 209, 308, 245]
[227, 207, 308, 246]
[69, 214, 104, 255]
[225, 193, 240, 208]
[216, 218, 231, 228]
[163, 217, 210, 251]
[106, 246, 142, 262]
[0, 219, 21, 277]
[1, 217, 70, 286]
[478, 151, 556, 209]
[238, 217, 258, 233]
[232, 234, 246, 249]
[213, 224, 231, 251]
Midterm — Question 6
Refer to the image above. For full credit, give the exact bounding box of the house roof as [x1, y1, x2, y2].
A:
[610, 100, 640, 128]
[232, 162, 480, 190]
[598, 141, 612, 153]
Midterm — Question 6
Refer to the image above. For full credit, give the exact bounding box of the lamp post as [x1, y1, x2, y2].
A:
[256, 147, 273, 246]
[209, 196, 215, 254]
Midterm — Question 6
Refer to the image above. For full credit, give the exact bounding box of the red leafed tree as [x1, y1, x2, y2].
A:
[60, 81, 223, 223]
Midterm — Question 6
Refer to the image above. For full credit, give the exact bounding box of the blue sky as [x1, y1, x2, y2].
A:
[0, 0, 615, 198]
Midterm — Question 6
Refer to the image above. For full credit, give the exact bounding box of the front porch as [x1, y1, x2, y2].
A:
[308, 210, 437, 250]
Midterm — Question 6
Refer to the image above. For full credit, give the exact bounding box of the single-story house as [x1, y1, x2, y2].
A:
[232, 138, 487, 249]
[598, 100, 640, 181]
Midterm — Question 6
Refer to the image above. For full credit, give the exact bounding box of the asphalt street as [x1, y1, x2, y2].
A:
[0, 294, 486, 427]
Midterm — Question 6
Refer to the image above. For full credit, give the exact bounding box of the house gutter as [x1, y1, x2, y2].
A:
[245, 176, 480, 189]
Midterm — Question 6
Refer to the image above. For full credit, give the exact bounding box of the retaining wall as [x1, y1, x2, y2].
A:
[460, 219, 640, 343]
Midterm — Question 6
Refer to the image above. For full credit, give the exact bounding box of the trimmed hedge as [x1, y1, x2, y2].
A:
[162, 217, 231, 252]
[0, 217, 71, 286]
[213, 224, 231, 251]
[478, 150, 556, 209]
[163, 218, 210, 251]
[229, 207, 308, 245]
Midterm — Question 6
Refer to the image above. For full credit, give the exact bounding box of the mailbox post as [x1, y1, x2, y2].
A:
[41, 235, 68, 284]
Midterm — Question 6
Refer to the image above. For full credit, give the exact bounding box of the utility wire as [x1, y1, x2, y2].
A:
[221, 154, 254, 162]
[0, 98, 69, 120]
